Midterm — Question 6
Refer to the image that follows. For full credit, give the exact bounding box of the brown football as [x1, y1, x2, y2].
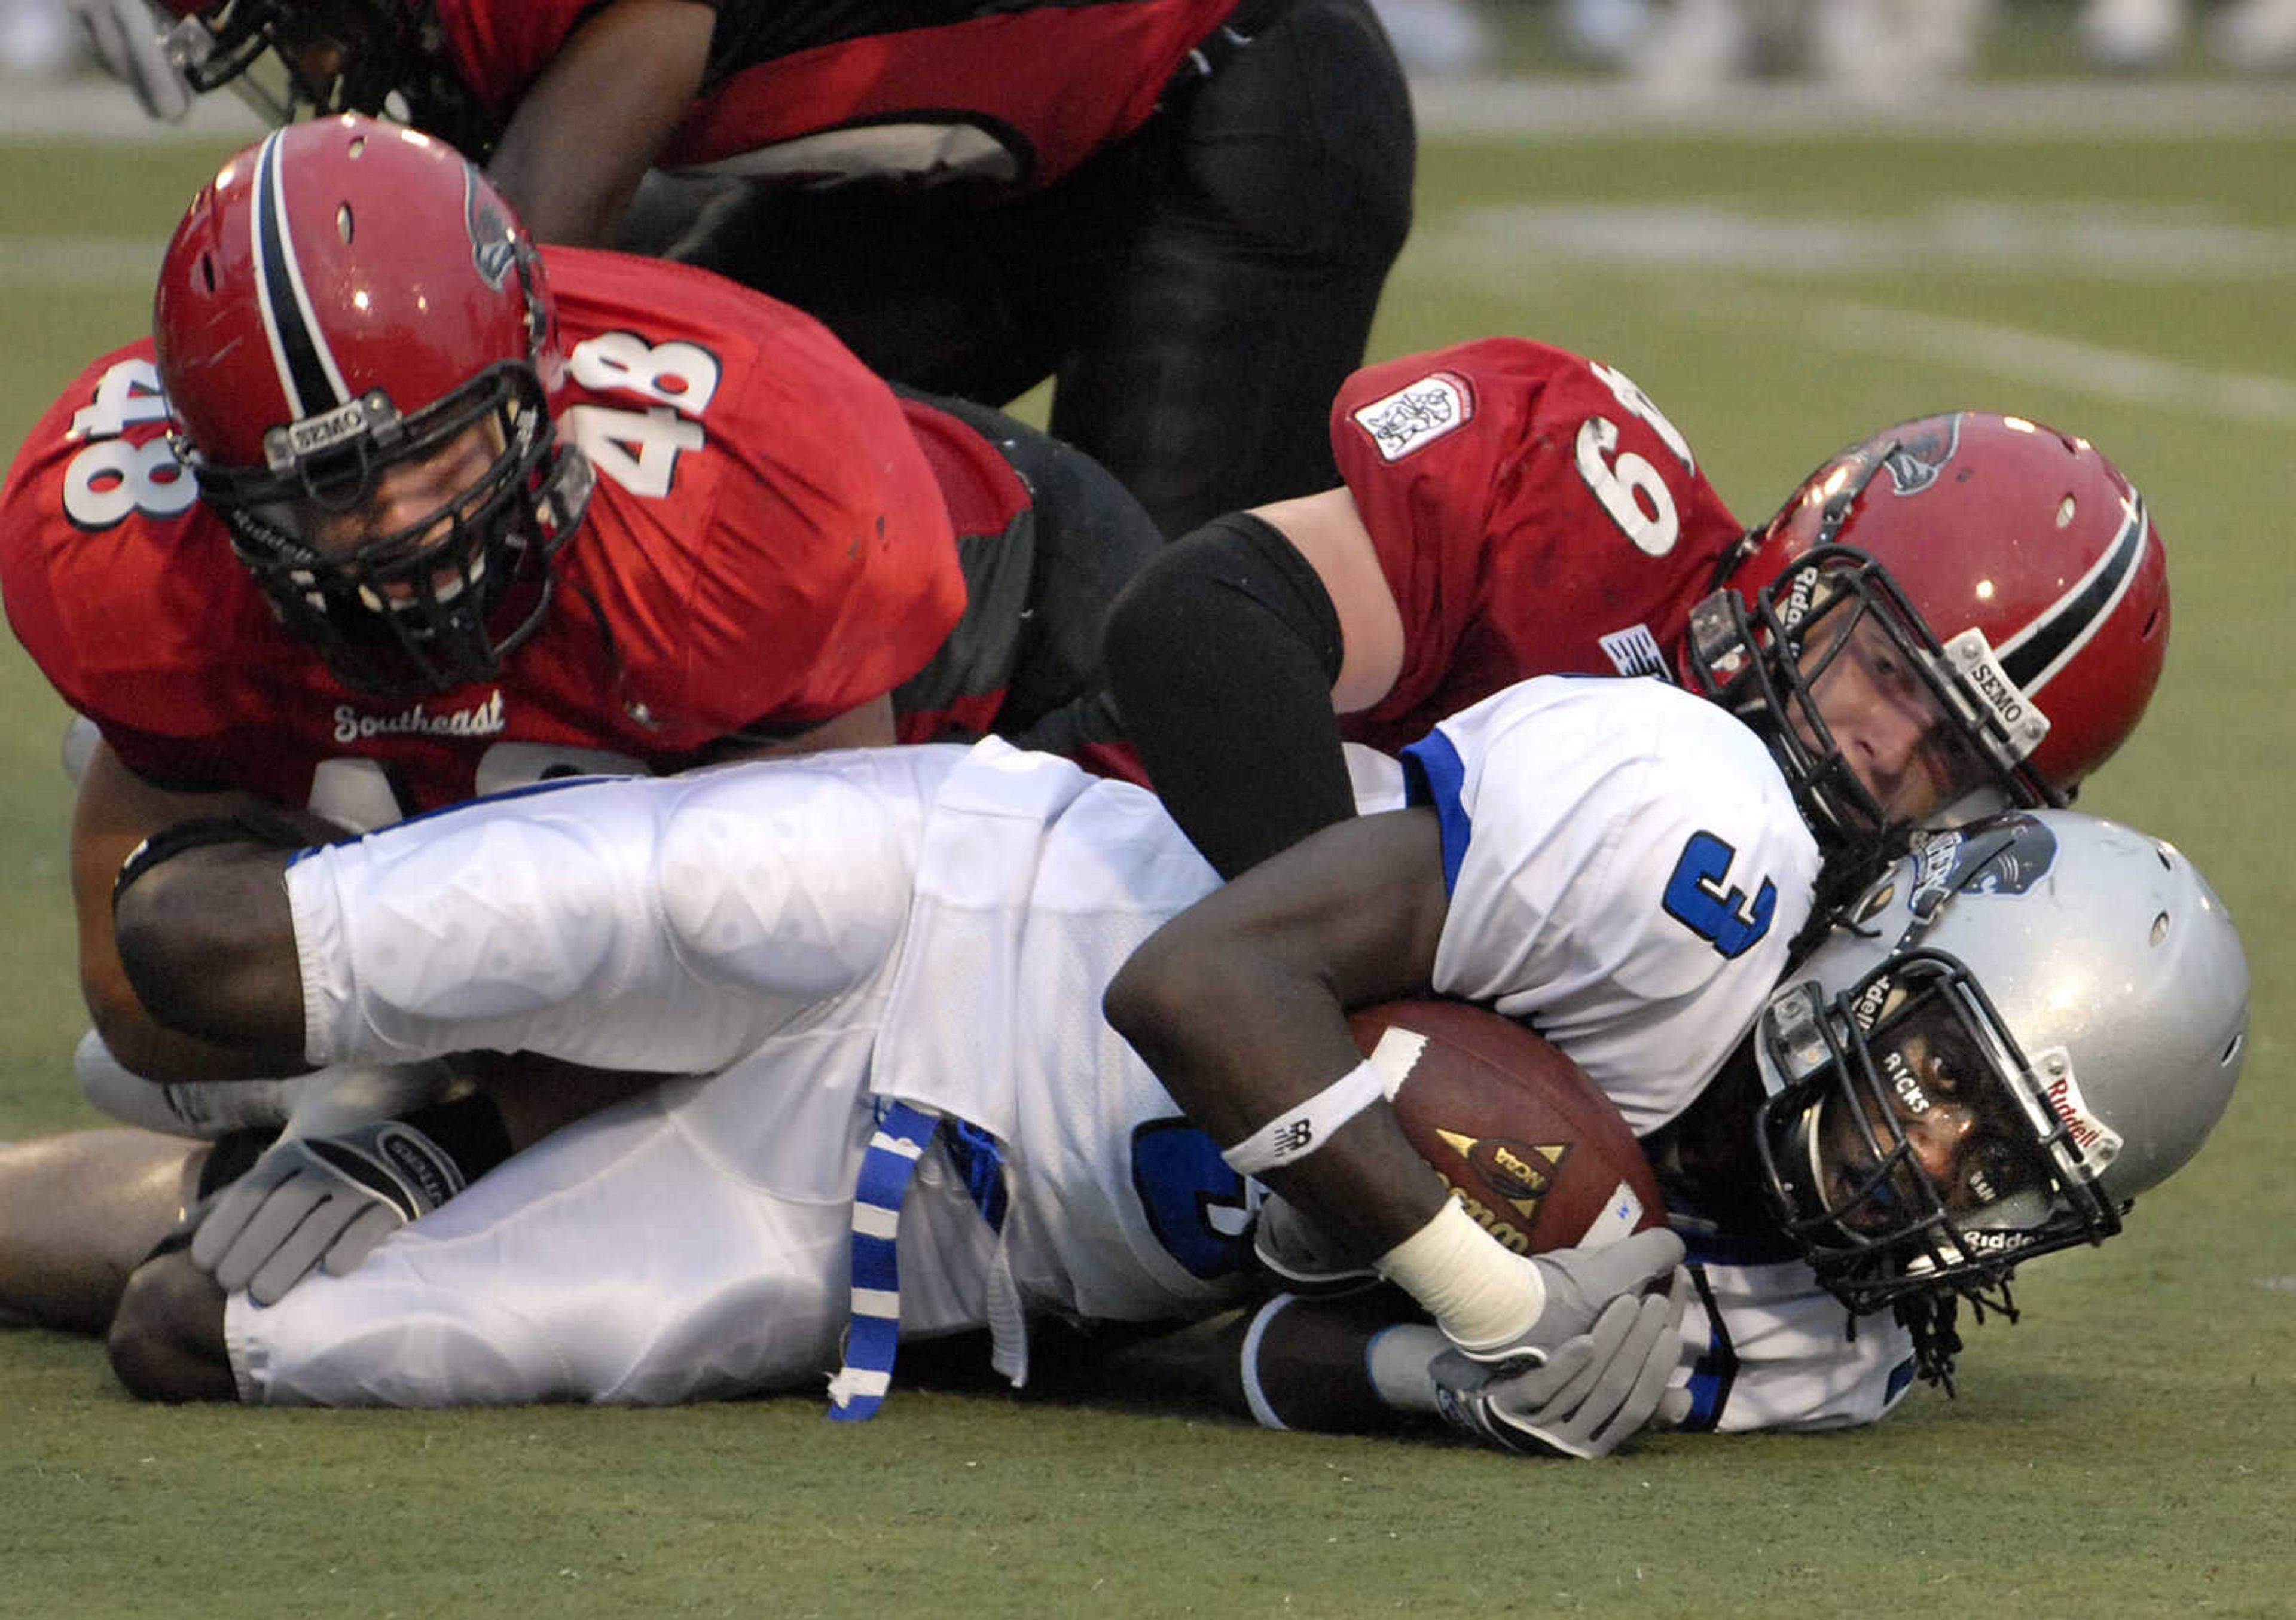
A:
[1348, 998, 1668, 1255]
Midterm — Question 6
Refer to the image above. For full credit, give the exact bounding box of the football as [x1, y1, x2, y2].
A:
[1348, 998, 1668, 1255]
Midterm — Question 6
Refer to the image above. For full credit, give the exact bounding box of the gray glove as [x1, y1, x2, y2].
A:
[64, 0, 194, 121]
[1452, 1226, 1688, 1365]
[1433, 1269, 1692, 1459]
[188, 1063, 463, 1306]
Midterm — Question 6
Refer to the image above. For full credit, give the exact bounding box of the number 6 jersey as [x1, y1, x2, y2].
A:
[1330, 337, 1748, 757]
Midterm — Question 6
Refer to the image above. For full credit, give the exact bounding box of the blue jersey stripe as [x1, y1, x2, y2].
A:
[1399, 728, 1471, 891]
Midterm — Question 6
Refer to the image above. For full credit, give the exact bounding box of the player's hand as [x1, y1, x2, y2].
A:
[65, 0, 194, 121]
[1431, 1269, 1690, 1459]
[187, 1060, 465, 1306]
[1452, 1226, 1687, 1366]
[188, 1118, 469, 1305]
[1252, 1193, 1378, 1293]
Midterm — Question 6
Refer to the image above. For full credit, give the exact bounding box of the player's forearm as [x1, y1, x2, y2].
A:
[85, 995, 309, 1085]
[1104, 815, 1455, 1257]
[1101, 513, 1355, 879]
[73, 748, 308, 1080]
[485, 0, 713, 247]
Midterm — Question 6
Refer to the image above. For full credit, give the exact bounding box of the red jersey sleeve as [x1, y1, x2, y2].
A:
[1329, 338, 1745, 753]
[542, 249, 964, 738]
[433, 0, 604, 112]
[0, 341, 319, 792]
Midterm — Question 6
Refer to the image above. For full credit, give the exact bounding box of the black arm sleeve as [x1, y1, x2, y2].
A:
[1102, 510, 1352, 879]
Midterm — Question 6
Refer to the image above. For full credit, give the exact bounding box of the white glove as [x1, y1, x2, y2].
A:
[188, 1063, 463, 1306]
[76, 1028, 307, 1138]
[1432, 1269, 1692, 1459]
[65, 0, 195, 121]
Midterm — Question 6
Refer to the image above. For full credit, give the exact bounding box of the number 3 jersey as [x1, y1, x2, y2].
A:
[1330, 338, 1748, 757]
[0, 247, 1030, 818]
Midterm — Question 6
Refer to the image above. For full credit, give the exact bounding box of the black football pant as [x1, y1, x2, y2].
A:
[670, 0, 1416, 539]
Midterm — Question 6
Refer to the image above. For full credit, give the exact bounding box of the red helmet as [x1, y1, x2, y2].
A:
[155, 114, 591, 693]
[153, 1, 497, 158]
[1685, 412, 2169, 886]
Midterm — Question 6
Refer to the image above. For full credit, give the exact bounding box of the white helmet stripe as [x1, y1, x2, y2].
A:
[1993, 492, 2149, 696]
[249, 127, 353, 422]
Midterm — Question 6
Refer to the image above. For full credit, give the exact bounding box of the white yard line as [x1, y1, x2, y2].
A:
[1407, 76, 2296, 140]
[1695, 291, 2296, 425]
[1397, 198, 2296, 426]
[5, 72, 2296, 142]
[8, 72, 2292, 421]
[0, 236, 166, 289]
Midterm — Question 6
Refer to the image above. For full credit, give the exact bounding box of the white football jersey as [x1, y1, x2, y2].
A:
[1403, 676, 1821, 1133]
[238, 677, 1834, 1414]
[1670, 1224, 1921, 1433]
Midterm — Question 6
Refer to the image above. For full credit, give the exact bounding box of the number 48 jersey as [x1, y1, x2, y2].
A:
[1331, 338, 1746, 757]
[0, 247, 977, 819]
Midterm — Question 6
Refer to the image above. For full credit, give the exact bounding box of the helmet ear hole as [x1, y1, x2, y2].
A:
[337, 203, 354, 244]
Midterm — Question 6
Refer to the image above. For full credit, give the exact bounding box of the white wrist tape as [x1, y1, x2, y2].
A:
[1376, 1198, 1548, 1353]
[1219, 1060, 1387, 1176]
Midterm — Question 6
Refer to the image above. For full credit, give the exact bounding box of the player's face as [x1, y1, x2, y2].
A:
[288, 421, 501, 606]
[1797, 615, 1990, 829]
[1815, 1006, 2043, 1234]
[268, 2, 367, 91]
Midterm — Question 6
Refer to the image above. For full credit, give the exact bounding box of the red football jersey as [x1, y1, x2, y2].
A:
[1329, 338, 1747, 756]
[435, 0, 1240, 191]
[1, 247, 965, 822]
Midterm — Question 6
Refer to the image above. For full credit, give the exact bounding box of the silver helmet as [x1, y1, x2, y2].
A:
[1751, 808, 2249, 1347]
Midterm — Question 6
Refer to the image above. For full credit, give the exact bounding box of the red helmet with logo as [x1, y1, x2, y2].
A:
[152, 1, 497, 158]
[155, 113, 591, 693]
[1684, 412, 2169, 886]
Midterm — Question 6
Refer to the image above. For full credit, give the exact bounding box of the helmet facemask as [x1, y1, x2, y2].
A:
[1756, 951, 2123, 1309]
[1745, 805, 2248, 1388]
[1754, 946, 2126, 1384]
[184, 358, 592, 695]
[1690, 545, 2032, 911]
[162, 1, 501, 159]
[1694, 426, 2096, 836]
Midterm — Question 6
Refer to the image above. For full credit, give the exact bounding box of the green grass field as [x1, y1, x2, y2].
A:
[2, 65, 2292, 1619]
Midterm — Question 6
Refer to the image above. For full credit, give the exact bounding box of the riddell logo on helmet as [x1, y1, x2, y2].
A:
[1778, 564, 1822, 629]
[1848, 974, 1893, 1032]
[2040, 1054, 2124, 1169]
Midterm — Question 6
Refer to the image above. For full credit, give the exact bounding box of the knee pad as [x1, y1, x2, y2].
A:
[657, 767, 918, 1000]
